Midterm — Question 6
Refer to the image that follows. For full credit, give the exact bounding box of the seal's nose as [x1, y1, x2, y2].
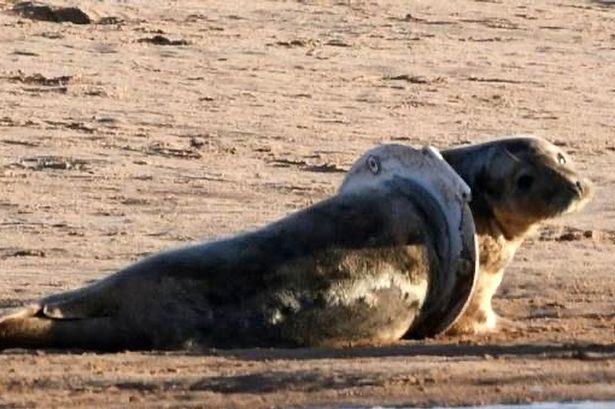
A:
[574, 178, 594, 200]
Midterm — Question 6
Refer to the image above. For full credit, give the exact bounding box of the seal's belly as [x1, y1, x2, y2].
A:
[120, 245, 432, 348]
[254, 245, 431, 347]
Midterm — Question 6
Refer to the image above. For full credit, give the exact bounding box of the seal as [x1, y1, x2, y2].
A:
[441, 135, 593, 334]
[0, 144, 477, 351]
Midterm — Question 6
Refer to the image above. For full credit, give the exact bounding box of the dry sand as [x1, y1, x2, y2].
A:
[0, 0, 614, 407]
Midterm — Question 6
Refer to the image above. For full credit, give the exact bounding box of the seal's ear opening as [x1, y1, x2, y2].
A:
[366, 155, 380, 175]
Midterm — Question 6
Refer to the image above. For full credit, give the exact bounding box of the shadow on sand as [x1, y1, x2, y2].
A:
[3, 342, 614, 395]
[3, 340, 614, 361]
[590, 0, 615, 6]
[209, 341, 615, 361]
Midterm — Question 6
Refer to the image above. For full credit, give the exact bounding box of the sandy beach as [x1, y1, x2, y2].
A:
[0, 0, 614, 407]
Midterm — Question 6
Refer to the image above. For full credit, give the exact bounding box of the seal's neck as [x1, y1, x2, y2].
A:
[473, 209, 534, 243]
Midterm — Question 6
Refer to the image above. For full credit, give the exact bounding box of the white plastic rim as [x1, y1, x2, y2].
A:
[399, 146, 478, 337]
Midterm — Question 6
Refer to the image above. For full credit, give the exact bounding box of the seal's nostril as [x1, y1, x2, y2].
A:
[576, 180, 584, 193]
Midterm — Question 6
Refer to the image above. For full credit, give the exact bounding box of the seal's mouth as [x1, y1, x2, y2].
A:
[549, 177, 593, 216]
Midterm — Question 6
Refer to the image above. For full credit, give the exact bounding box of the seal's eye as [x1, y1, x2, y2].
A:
[517, 175, 534, 192]
[366, 155, 380, 175]
[557, 153, 566, 165]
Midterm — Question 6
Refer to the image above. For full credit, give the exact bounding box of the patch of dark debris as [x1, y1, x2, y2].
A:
[467, 76, 523, 84]
[7, 71, 73, 86]
[383, 74, 445, 85]
[273, 39, 309, 48]
[1, 139, 39, 147]
[459, 17, 520, 30]
[10, 1, 91, 24]
[10, 156, 90, 171]
[388, 13, 457, 25]
[267, 38, 319, 48]
[538, 225, 612, 243]
[44, 120, 96, 134]
[387, 13, 427, 22]
[527, 299, 566, 319]
[324, 39, 351, 47]
[4, 71, 75, 94]
[268, 38, 350, 48]
[189, 136, 206, 149]
[144, 142, 201, 159]
[268, 157, 346, 173]
[137, 35, 190, 46]
[39, 31, 64, 39]
[12, 50, 39, 56]
[97, 16, 124, 25]
[0, 248, 46, 259]
[179, 134, 238, 155]
[459, 36, 516, 42]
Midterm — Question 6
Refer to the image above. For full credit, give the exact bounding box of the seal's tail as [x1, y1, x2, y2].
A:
[0, 306, 138, 351]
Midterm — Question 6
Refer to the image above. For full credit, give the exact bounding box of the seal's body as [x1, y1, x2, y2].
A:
[0, 145, 476, 351]
[441, 135, 593, 334]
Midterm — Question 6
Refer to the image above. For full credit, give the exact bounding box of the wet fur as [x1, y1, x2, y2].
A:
[441, 135, 593, 333]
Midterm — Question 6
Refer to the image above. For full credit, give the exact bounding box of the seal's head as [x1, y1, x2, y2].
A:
[340, 144, 423, 192]
[445, 135, 593, 240]
[339, 144, 471, 202]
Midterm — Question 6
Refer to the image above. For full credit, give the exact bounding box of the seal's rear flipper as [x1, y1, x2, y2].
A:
[40, 275, 123, 320]
[0, 305, 144, 351]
